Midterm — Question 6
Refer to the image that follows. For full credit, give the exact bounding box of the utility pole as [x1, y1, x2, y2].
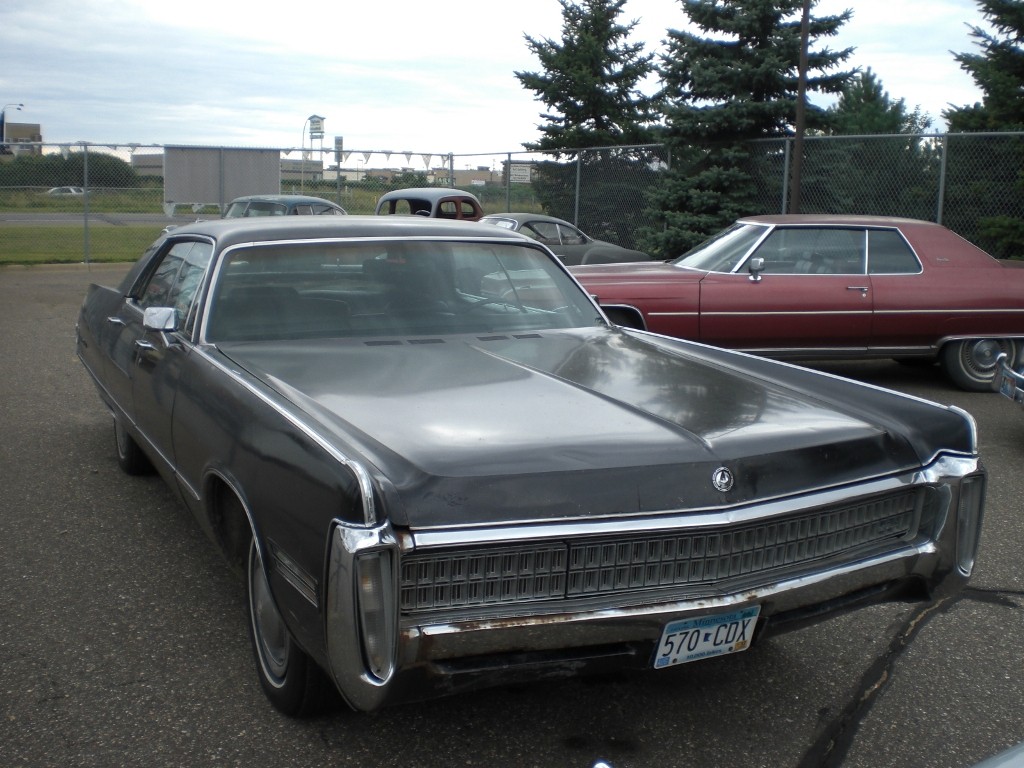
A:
[788, 0, 811, 214]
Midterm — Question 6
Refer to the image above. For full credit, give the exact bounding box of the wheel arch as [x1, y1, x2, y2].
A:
[204, 471, 259, 576]
[600, 304, 647, 330]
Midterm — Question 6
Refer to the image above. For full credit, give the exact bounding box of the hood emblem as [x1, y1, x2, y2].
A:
[712, 467, 735, 493]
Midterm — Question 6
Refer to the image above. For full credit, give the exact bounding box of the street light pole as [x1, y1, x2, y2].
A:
[300, 114, 325, 194]
[2, 103, 24, 146]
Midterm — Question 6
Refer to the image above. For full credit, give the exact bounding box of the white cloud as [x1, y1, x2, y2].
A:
[0, 0, 989, 154]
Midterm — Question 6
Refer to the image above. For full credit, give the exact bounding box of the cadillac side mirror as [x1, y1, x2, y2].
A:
[748, 257, 765, 282]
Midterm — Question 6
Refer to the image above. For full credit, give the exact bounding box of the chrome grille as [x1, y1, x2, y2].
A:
[400, 489, 920, 614]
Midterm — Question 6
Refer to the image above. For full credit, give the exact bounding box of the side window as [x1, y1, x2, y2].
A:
[868, 230, 920, 274]
[312, 204, 342, 215]
[528, 221, 560, 244]
[557, 224, 586, 246]
[754, 228, 865, 274]
[175, 243, 214, 333]
[136, 249, 184, 310]
[135, 241, 213, 330]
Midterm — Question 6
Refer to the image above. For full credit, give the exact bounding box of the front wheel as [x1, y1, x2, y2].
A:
[247, 537, 335, 717]
[940, 338, 1018, 391]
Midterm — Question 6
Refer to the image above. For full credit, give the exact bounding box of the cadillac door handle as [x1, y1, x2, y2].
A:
[106, 316, 127, 326]
[847, 286, 869, 295]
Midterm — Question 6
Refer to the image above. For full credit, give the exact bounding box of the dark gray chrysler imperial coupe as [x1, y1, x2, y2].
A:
[76, 216, 986, 716]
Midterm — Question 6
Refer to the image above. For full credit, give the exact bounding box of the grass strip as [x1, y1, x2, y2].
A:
[0, 225, 164, 265]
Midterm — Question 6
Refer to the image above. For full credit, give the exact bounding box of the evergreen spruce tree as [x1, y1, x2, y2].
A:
[645, 0, 854, 256]
[942, 0, 1024, 258]
[515, 0, 660, 248]
[516, 0, 658, 153]
[793, 68, 938, 220]
[830, 68, 930, 135]
[944, 0, 1024, 131]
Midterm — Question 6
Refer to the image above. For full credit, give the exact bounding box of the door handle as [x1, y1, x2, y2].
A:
[846, 286, 869, 294]
[106, 316, 127, 326]
[134, 339, 157, 351]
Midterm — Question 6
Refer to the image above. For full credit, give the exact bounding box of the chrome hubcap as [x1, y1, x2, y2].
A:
[964, 339, 1011, 376]
[250, 546, 289, 683]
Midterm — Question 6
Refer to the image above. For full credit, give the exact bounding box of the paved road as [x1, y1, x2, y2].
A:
[2, 264, 1022, 768]
[0, 212, 208, 226]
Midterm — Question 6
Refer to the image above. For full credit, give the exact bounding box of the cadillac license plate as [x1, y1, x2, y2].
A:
[653, 606, 760, 669]
[1000, 374, 1024, 404]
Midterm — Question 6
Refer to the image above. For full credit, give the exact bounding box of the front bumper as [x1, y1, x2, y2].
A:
[325, 455, 984, 712]
[995, 352, 1024, 406]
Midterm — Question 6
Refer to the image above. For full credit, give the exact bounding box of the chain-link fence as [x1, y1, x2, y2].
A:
[746, 131, 1024, 259]
[0, 133, 1021, 264]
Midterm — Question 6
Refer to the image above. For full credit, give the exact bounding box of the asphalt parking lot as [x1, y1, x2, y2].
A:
[2, 263, 1022, 768]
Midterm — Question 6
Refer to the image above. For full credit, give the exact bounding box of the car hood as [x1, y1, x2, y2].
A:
[570, 260, 704, 284]
[217, 328, 961, 528]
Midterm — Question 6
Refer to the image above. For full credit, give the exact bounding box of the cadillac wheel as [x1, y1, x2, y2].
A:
[941, 338, 1018, 391]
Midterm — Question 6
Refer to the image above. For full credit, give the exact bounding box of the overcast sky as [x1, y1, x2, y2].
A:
[0, 0, 988, 164]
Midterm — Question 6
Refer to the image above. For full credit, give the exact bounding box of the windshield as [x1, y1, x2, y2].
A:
[205, 240, 603, 342]
[672, 223, 768, 272]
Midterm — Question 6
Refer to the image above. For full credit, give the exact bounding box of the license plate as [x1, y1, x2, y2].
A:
[653, 606, 760, 669]
[1000, 374, 1016, 399]
[1000, 374, 1024, 404]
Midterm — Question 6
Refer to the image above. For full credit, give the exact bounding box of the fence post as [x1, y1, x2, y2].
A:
[936, 133, 949, 225]
[573, 153, 582, 226]
[781, 138, 791, 215]
[83, 143, 90, 264]
[505, 153, 512, 213]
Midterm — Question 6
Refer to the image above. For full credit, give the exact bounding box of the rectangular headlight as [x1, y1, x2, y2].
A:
[356, 550, 396, 681]
[956, 474, 986, 576]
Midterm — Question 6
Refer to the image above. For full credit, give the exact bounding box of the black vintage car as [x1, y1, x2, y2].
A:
[76, 216, 986, 716]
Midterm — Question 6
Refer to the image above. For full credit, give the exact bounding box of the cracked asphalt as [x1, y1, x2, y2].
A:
[1, 263, 1022, 768]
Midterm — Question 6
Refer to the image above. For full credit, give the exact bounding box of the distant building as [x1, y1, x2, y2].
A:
[131, 153, 164, 177]
[0, 121, 42, 157]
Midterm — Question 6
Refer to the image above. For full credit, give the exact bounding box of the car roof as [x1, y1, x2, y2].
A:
[737, 214, 942, 229]
[377, 187, 482, 203]
[163, 214, 526, 249]
[482, 212, 572, 226]
[228, 194, 341, 206]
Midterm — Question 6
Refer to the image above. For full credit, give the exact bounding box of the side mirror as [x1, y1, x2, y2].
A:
[748, 256, 765, 282]
[143, 306, 178, 332]
[142, 306, 179, 346]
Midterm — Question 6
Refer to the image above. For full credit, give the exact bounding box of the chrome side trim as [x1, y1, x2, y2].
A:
[268, 539, 319, 608]
[703, 309, 873, 317]
[876, 308, 1024, 316]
